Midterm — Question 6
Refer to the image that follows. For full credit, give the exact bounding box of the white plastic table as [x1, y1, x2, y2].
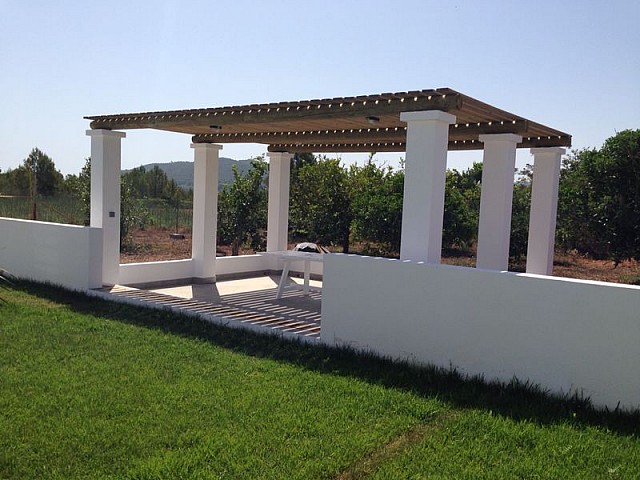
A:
[269, 251, 324, 299]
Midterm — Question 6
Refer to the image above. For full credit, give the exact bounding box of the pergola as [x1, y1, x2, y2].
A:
[85, 88, 570, 286]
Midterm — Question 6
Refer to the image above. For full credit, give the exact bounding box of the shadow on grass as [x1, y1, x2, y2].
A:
[19, 281, 640, 437]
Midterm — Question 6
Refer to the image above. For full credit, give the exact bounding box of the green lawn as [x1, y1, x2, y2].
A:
[1, 284, 639, 479]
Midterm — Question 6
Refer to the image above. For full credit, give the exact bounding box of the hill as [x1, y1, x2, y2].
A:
[134, 158, 253, 191]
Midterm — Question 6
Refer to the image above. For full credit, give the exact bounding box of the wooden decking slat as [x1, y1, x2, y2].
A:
[97, 285, 321, 341]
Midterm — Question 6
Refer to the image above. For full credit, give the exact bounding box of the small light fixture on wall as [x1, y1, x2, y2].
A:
[366, 116, 380, 125]
[209, 125, 222, 133]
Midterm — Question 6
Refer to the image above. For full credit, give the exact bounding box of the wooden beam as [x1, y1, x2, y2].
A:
[87, 94, 463, 131]
[267, 140, 485, 153]
[519, 135, 572, 149]
[264, 132, 570, 154]
[451, 119, 528, 137]
[190, 120, 529, 145]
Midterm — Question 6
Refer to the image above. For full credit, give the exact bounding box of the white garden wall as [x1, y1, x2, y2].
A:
[321, 254, 640, 410]
[0, 217, 102, 290]
[215, 253, 322, 278]
[0, 216, 322, 289]
[217, 254, 273, 277]
[118, 259, 194, 286]
[117, 253, 320, 286]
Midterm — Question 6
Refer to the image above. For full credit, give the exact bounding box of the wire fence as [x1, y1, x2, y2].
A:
[0, 196, 195, 232]
[142, 203, 193, 231]
[0, 195, 85, 225]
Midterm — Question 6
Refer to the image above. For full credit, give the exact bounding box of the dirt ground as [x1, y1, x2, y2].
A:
[121, 228, 640, 285]
[120, 228, 253, 264]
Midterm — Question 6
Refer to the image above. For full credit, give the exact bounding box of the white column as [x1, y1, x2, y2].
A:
[191, 143, 221, 282]
[526, 147, 565, 275]
[476, 133, 522, 271]
[86, 129, 126, 286]
[267, 152, 293, 252]
[399, 110, 456, 263]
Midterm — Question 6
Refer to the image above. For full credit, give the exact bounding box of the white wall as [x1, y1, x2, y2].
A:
[216, 253, 323, 278]
[0, 218, 102, 290]
[118, 259, 194, 286]
[321, 254, 640, 410]
[216, 254, 273, 277]
[267, 255, 323, 277]
[0, 216, 323, 290]
[117, 253, 321, 285]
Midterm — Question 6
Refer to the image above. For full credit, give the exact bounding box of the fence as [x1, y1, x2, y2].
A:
[321, 254, 640, 410]
[0, 196, 195, 232]
[142, 202, 193, 231]
[0, 195, 85, 225]
[0, 217, 102, 290]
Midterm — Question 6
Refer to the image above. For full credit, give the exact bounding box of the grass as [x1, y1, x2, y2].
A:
[1, 283, 639, 479]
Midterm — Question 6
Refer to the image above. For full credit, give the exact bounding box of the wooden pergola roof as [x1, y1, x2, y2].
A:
[85, 88, 571, 153]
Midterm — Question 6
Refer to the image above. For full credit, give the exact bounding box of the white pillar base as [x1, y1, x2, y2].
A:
[191, 143, 222, 281]
[526, 147, 565, 275]
[476, 133, 522, 271]
[86, 129, 126, 286]
[399, 110, 456, 263]
[267, 152, 293, 252]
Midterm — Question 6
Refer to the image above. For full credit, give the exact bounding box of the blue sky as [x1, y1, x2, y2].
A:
[1, 0, 638, 175]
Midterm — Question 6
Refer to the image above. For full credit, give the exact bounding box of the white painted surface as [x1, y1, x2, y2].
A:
[526, 147, 565, 275]
[216, 254, 273, 276]
[476, 133, 522, 271]
[87, 129, 126, 285]
[216, 253, 323, 277]
[118, 253, 322, 286]
[321, 254, 640, 410]
[399, 110, 456, 263]
[0, 218, 102, 290]
[191, 143, 221, 281]
[267, 152, 292, 252]
[118, 259, 194, 285]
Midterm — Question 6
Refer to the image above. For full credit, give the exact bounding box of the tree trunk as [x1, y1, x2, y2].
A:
[342, 232, 349, 254]
[231, 239, 240, 256]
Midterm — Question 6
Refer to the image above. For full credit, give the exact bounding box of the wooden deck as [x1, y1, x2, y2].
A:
[93, 281, 322, 341]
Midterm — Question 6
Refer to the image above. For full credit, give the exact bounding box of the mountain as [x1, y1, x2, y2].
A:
[136, 158, 253, 191]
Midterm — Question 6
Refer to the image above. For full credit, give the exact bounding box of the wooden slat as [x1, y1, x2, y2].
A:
[85, 87, 570, 150]
[88, 94, 462, 131]
[191, 119, 529, 146]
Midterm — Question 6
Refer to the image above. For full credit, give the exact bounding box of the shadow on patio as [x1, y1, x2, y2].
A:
[96, 275, 322, 340]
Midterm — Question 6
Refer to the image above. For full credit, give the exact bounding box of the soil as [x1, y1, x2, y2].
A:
[120, 228, 253, 264]
[120, 228, 640, 285]
[548, 252, 640, 284]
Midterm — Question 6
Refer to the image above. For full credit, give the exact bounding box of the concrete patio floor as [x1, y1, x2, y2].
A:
[93, 275, 323, 341]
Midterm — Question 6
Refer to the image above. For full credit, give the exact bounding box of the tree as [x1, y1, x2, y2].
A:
[125, 166, 151, 198]
[120, 165, 179, 200]
[119, 176, 148, 247]
[557, 129, 640, 263]
[23, 148, 64, 197]
[72, 157, 147, 249]
[148, 165, 170, 198]
[291, 152, 317, 173]
[509, 180, 531, 262]
[443, 168, 479, 250]
[0, 168, 5, 194]
[0, 148, 63, 198]
[445, 162, 531, 261]
[218, 157, 268, 256]
[0, 168, 27, 196]
[349, 159, 403, 254]
[72, 158, 92, 225]
[290, 156, 352, 252]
